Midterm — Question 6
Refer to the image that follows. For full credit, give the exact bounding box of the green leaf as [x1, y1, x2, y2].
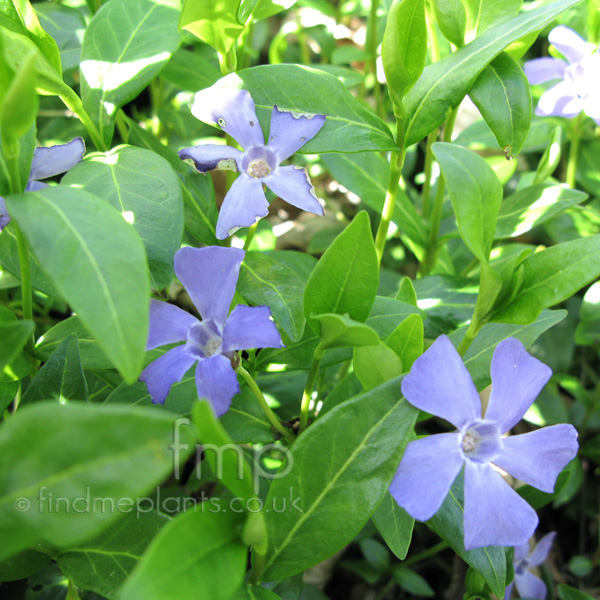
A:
[558, 584, 596, 600]
[353, 342, 403, 391]
[315, 313, 380, 353]
[62, 145, 184, 290]
[492, 236, 600, 324]
[220, 386, 275, 444]
[372, 492, 414, 560]
[238, 252, 306, 343]
[6, 186, 150, 383]
[462, 0, 521, 40]
[387, 313, 423, 371]
[392, 567, 435, 597]
[212, 65, 397, 153]
[468, 52, 531, 156]
[404, 0, 583, 146]
[395, 277, 418, 306]
[233, 586, 283, 600]
[57, 511, 169, 600]
[427, 472, 506, 598]
[495, 183, 587, 239]
[432, 142, 502, 263]
[179, 0, 244, 56]
[382, 0, 427, 110]
[304, 211, 378, 333]
[119, 508, 247, 600]
[0, 549, 51, 582]
[261, 377, 418, 581]
[0, 320, 33, 373]
[251, 0, 297, 20]
[21, 335, 88, 406]
[80, 0, 181, 148]
[431, 0, 466, 47]
[534, 126, 562, 184]
[160, 47, 220, 92]
[0, 403, 195, 562]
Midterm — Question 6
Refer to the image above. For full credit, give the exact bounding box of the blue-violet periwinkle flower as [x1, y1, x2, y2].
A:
[179, 86, 326, 240]
[524, 26, 600, 124]
[504, 532, 556, 600]
[390, 335, 578, 550]
[140, 246, 284, 415]
[0, 137, 85, 231]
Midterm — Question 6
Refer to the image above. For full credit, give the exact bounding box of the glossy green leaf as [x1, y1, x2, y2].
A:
[0, 320, 33, 374]
[57, 511, 169, 600]
[62, 145, 184, 290]
[495, 184, 587, 239]
[432, 142, 502, 263]
[558, 584, 596, 600]
[261, 377, 418, 581]
[212, 65, 397, 153]
[534, 126, 562, 184]
[468, 52, 531, 156]
[251, 0, 297, 20]
[404, 0, 583, 146]
[393, 567, 435, 597]
[6, 186, 150, 383]
[304, 211, 378, 333]
[382, 0, 426, 110]
[21, 335, 87, 406]
[463, 0, 521, 40]
[120, 508, 247, 600]
[396, 277, 418, 306]
[0, 549, 51, 582]
[0, 403, 195, 562]
[427, 472, 506, 598]
[493, 236, 600, 324]
[160, 47, 220, 91]
[353, 342, 403, 391]
[221, 386, 275, 444]
[80, 0, 181, 147]
[387, 313, 423, 371]
[432, 0, 466, 47]
[372, 492, 414, 561]
[238, 252, 306, 343]
[233, 586, 283, 600]
[315, 313, 380, 353]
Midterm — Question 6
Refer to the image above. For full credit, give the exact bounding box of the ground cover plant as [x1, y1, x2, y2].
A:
[0, 0, 599, 598]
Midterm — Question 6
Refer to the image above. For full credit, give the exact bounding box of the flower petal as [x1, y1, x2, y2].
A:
[515, 570, 547, 600]
[494, 424, 578, 493]
[195, 353, 240, 416]
[25, 181, 49, 192]
[400, 335, 481, 429]
[524, 57, 567, 84]
[216, 174, 269, 240]
[502, 582, 514, 600]
[582, 91, 600, 120]
[267, 106, 326, 162]
[191, 87, 264, 150]
[485, 338, 552, 432]
[29, 138, 85, 181]
[535, 80, 581, 118]
[0, 197, 10, 231]
[178, 144, 243, 173]
[528, 531, 556, 567]
[139, 345, 196, 405]
[146, 298, 199, 350]
[549, 25, 595, 64]
[463, 462, 538, 550]
[174, 246, 245, 324]
[389, 432, 464, 521]
[265, 166, 324, 215]
[223, 305, 284, 352]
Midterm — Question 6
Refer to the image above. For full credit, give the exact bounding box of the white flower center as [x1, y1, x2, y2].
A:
[461, 432, 478, 454]
[247, 159, 271, 179]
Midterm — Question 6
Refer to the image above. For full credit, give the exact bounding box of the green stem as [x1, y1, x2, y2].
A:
[60, 91, 107, 152]
[421, 130, 437, 218]
[422, 107, 458, 274]
[243, 222, 258, 250]
[299, 352, 323, 433]
[249, 553, 266, 585]
[237, 366, 295, 443]
[456, 318, 480, 357]
[566, 112, 584, 188]
[425, 1, 441, 63]
[366, 0, 384, 119]
[375, 119, 406, 263]
[402, 541, 448, 568]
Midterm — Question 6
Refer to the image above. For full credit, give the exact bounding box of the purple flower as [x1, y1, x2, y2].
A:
[524, 26, 600, 124]
[390, 335, 578, 550]
[179, 86, 326, 240]
[504, 532, 556, 600]
[0, 138, 86, 231]
[140, 246, 284, 415]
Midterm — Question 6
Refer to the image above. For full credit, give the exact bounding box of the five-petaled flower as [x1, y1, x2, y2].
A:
[390, 335, 578, 550]
[179, 85, 326, 240]
[0, 138, 85, 231]
[504, 532, 556, 600]
[524, 26, 600, 124]
[140, 246, 284, 415]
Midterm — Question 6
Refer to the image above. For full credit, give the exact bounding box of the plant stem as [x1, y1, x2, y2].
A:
[422, 107, 458, 274]
[237, 366, 295, 443]
[299, 352, 323, 433]
[456, 318, 480, 357]
[566, 112, 584, 188]
[365, 0, 384, 119]
[402, 541, 448, 568]
[421, 130, 437, 218]
[375, 118, 406, 263]
[60, 91, 107, 152]
[243, 222, 258, 250]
